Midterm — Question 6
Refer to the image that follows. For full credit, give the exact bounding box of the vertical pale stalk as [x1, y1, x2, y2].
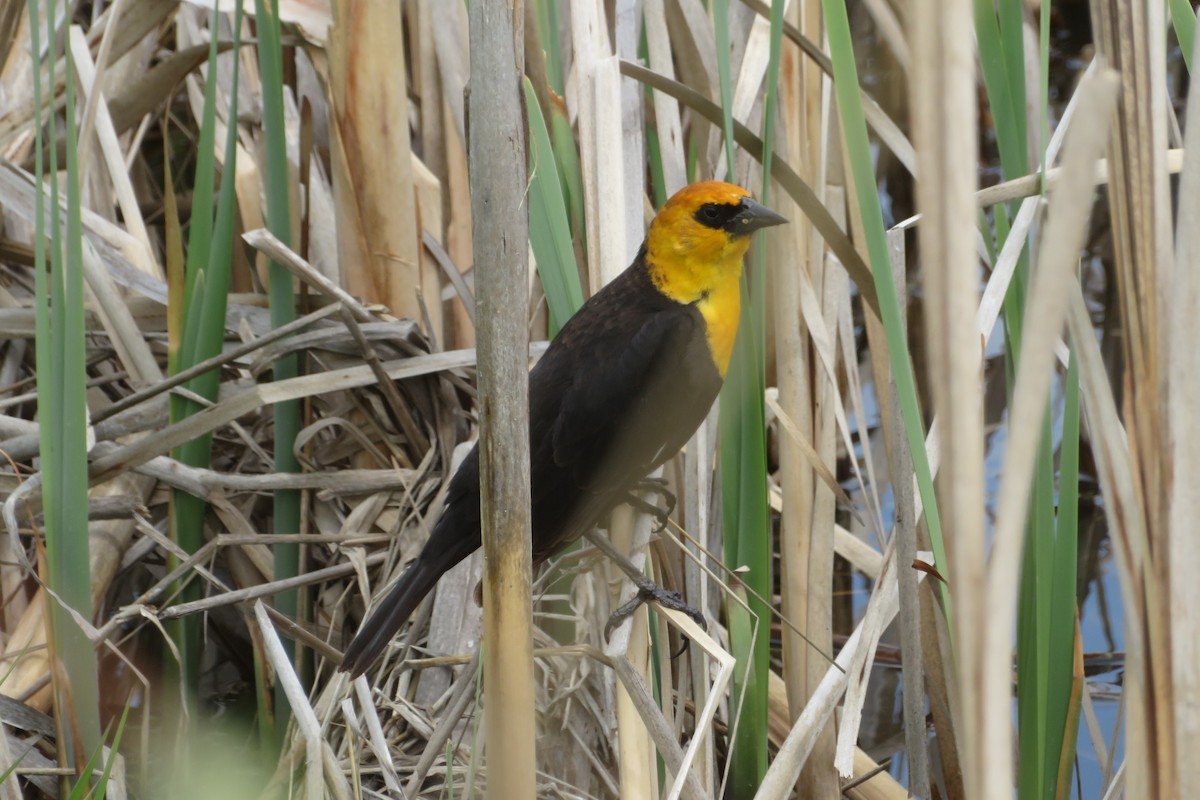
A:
[883, 231, 930, 798]
[1169, 20, 1200, 796]
[644, 0, 686, 195]
[593, 57, 629, 283]
[775, 6, 854, 796]
[609, 506, 655, 800]
[794, 0, 824, 724]
[614, 0, 644, 263]
[909, 3, 985, 800]
[328, 0, 423, 322]
[569, 0, 609, 291]
[1087, 1, 1175, 797]
[605, 4, 656, 789]
[806, 251, 840, 800]
[467, 0, 535, 797]
[774, 0, 816, 748]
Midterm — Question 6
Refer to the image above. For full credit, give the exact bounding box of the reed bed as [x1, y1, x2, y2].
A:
[0, 0, 1192, 798]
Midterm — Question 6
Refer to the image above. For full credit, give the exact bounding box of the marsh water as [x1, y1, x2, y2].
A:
[839, 2, 1134, 795]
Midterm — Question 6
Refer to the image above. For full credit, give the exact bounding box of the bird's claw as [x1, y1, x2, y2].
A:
[625, 478, 677, 533]
[603, 578, 707, 654]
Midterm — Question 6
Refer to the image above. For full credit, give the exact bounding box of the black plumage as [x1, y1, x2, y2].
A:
[339, 251, 720, 677]
[339, 181, 787, 677]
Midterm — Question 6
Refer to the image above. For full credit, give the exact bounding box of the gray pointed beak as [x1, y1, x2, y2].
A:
[734, 197, 789, 234]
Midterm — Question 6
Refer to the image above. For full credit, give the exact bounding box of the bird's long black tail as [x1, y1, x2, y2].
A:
[340, 515, 479, 677]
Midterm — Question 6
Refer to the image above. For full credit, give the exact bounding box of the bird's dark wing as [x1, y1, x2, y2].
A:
[528, 291, 720, 559]
[550, 306, 703, 471]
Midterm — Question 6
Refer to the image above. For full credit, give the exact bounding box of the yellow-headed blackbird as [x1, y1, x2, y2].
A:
[340, 181, 787, 676]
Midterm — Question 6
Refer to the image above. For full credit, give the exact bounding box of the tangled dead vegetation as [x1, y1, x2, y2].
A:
[0, 2, 914, 797]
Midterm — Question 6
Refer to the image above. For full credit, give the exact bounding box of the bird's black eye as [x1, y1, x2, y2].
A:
[695, 202, 735, 229]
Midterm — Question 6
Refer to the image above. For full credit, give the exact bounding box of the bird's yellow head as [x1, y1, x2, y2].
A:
[644, 181, 787, 375]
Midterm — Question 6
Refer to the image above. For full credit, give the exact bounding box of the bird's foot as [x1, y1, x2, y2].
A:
[604, 578, 707, 649]
[625, 478, 677, 533]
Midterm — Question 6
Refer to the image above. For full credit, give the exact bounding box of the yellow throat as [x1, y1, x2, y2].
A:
[646, 236, 750, 378]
